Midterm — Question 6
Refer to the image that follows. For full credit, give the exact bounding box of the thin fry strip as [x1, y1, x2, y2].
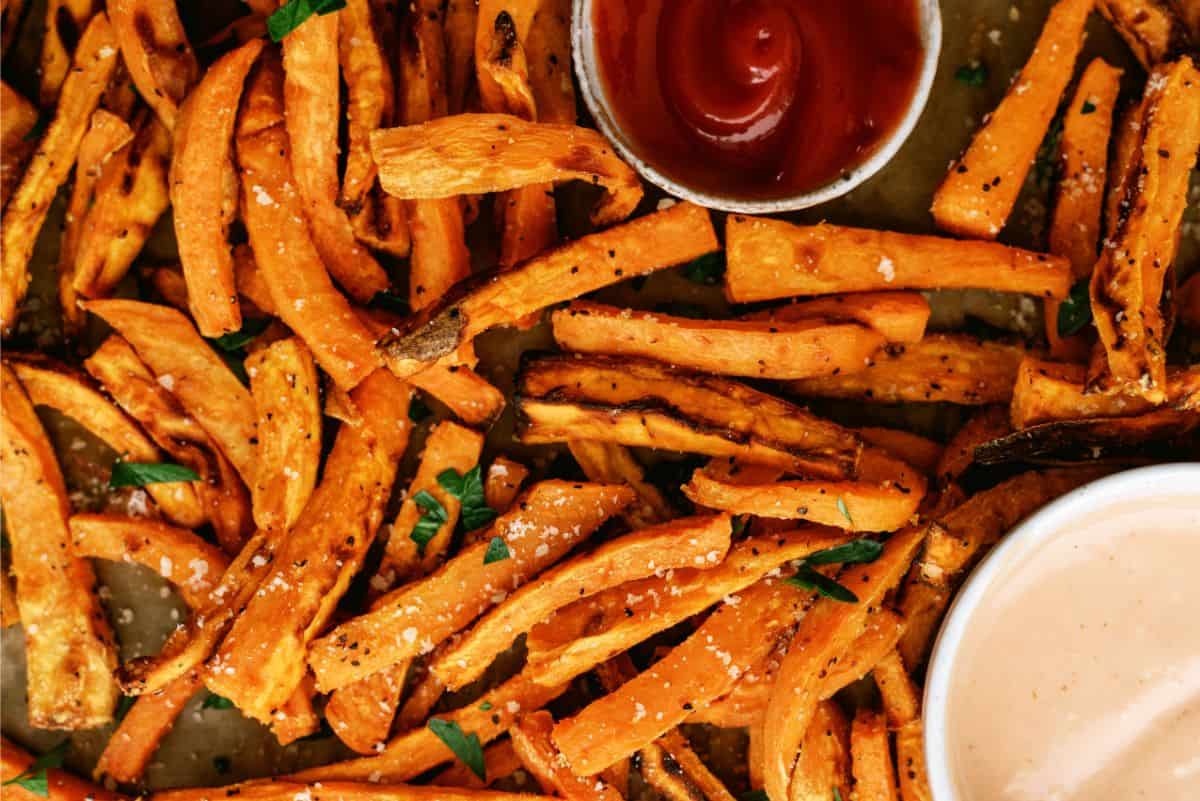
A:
[171, 38, 265, 336]
[205, 371, 413, 723]
[371, 113, 642, 226]
[108, 0, 197, 130]
[307, 481, 635, 692]
[511, 711, 625, 801]
[237, 50, 381, 388]
[379, 202, 716, 376]
[2, 737, 127, 801]
[849, 710, 900, 801]
[930, 0, 1095, 239]
[2, 13, 118, 329]
[790, 701, 852, 801]
[1, 364, 118, 728]
[741, 292, 931, 344]
[568, 440, 675, 528]
[431, 513, 734, 690]
[1098, 0, 1194, 67]
[0, 81, 39, 209]
[282, 10, 389, 302]
[93, 671, 202, 784]
[724, 217, 1071, 302]
[38, 0, 100, 106]
[760, 526, 925, 801]
[786, 334, 1027, 405]
[552, 301, 886, 380]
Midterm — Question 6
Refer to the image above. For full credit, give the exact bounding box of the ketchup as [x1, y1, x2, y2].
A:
[592, 0, 925, 200]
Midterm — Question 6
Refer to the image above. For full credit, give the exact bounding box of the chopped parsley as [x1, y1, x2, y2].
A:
[410, 490, 448, 556]
[954, 63, 988, 87]
[1057, 279, 1093, 337]
[428, 719, 486, 780]
[437, 466, 498, 532]
[483, 536, 511, 565]
[267, 0, 347, 42]
[110, 460, 200, 488]
[2, 740, 68, 797]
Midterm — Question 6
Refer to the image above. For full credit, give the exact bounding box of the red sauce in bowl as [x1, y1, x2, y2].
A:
[592, 0, 926, 200]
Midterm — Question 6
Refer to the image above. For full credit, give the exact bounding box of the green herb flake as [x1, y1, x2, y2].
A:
[836, 497, 854, 528]
[267, 0, 347, 42]
[483, 536, 511, 565]
[805, 538, 882, 567]
[3, 740, 68, 797]
[428, 719, 486, 780]
[681, 252, 725, 285]
[1057, 279, 1093, 337]
[410, 490, 449, 556]
[954, 63, 988, 87]
[437, 466, 498, 532]
[1080, 99, 1097, 115]
[110, 461, 201, 489]
[786, 564, 859, 603]
[202, 693, 236, 710]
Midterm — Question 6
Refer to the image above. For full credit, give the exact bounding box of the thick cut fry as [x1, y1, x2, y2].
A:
[930, 0, 1095, 238]
[204, 371, 412, 723]
[485, 456, 531, 513]
[511, 712, 625, 801]
[372, 113, 642, 226]
[237, 51, 381, 389]
[432, 514, 733, 690]
[1098, 0, 1194, 67]
[725, 217, 1071, 302]
[850, 710, 899, 801]
[39, 0, 100, 106]
[171, 39, 264, 336]
[433, 741, 524, 789]
[84, 335, 252, 553]
[895, 721, 931, 801]
[84, 299, 257, 485]
[283, 11, 389, 302]
[1012, 358, 1200, 428]
[246, 338, 321, 531]
[787, 334, 1026, 405]
[525, 527, 850, 688]
[552, 301, 886, 380]
[568, 440, 674, 528]
[1089, 57, 1200, 402]
[93, 671, 202, 784]
[2, 738, 127, 801]
[108, 0, 197, 130]
[155, 782, 545, 801]
[520, 354, 861, 480]
[0, 365, 118, 729]
[293, 670, 569, 782]
[1, 82, 39, 209]
[1, 13, 118, 330]
[308, 481, 634, 691]
[760, 526, 924, 801]
[12, 358, 205, 528]
[856, 428, 942, 476]
[379, 202, 715, 376]
[790, 701, 851, 801]
[743, 292, 931, 344]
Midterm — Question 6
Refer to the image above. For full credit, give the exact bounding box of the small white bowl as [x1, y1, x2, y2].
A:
[571, 0, 943, 213]
[923, 462, 1200, 801]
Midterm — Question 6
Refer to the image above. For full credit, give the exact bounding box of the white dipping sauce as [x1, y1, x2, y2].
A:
[940, 492, 1200, 801]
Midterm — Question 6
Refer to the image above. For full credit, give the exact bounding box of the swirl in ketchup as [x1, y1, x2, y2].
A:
[592, 0, 924, 199]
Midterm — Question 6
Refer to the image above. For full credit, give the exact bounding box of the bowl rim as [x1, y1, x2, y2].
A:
[570, 0, 944, 213]
[921, 461, 1200, 801]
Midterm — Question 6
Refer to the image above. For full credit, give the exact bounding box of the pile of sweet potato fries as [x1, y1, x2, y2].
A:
[0, 1, 1197, 800]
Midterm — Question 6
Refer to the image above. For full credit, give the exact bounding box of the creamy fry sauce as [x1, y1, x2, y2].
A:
[944, 496, 1200, 801]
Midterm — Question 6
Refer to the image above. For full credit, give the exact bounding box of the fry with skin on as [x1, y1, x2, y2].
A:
[850, 710, 900, 801]
[371, 113, 643, 226]
[790, 701, 852, 801]
[108, 0, 197, 130]
[787, 334, 1027, 406]
[0, 364, 119, 729]
[2, 13, 118, 330]
[1098, 0, 1194, 67]
[39, 0, 100, 106]
[568, 440, 674, 528]
[246, 338, 321, 532]
[237, 50, 381, 389]
[511, 712, 625, 801]
[283, 10, 389, 302]
[724, 216, 1071, 302]
[552, 301, 887, 380]
[379, 202, 715, 376]
[1, 82, 39, 209]
[1089, 57, 1200, 402]
[2, 738, 128, 801]
[930, 0, 1095, 239]
[171, 38, 264, 336]
[742, 292, 931, 344]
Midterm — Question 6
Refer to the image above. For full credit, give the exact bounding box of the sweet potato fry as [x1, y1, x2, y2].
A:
[39, 0, 100, 106]
[155, 781, 546, 801]
[204, 371, 412, 723]
[485, 456, 531, 514]
[84, 299, 258, 485]
[1, 364, 118, 729]
[171, 38, 264, 336]
[2, 738, 127, 801]
[856, 428, 942, 476]
[525, 526, 850, 688]
[236, 50, 381, 388]
[1089, 57, 1200, 402]
[930, 0, 1095, 239]
[433, 741, 524, 789]
[1098, 0, 1193, 67]
[1, 82, 39, 209]
[791, 701, 852, 801]
[850, 710, 899, 801]
[308, 481, 635, 692]
[1012, 358, 1200, 428]
[2, 13, 118, 330]
[378, 202, 716, 377]
[282, 11, 389, 303]
[742, 292, 931, 344]
[684, 449, 926, 532]
[292, 670, 569, 782]
[432, 514, 733, 690]
[725, 217, 1071, 302]
[94, 671, 202, 784]
[371, 113, 642, 226]
[568, 440, 674, 527]
[786, 334, 1027, 405]
[108, 0, 197, 130]
[245, 338, 321, 531]
[519, 354, 861, 479]
[511, 712, 624, 801]
[760, 526, 925, 801]
[552, 301, 887, 380]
